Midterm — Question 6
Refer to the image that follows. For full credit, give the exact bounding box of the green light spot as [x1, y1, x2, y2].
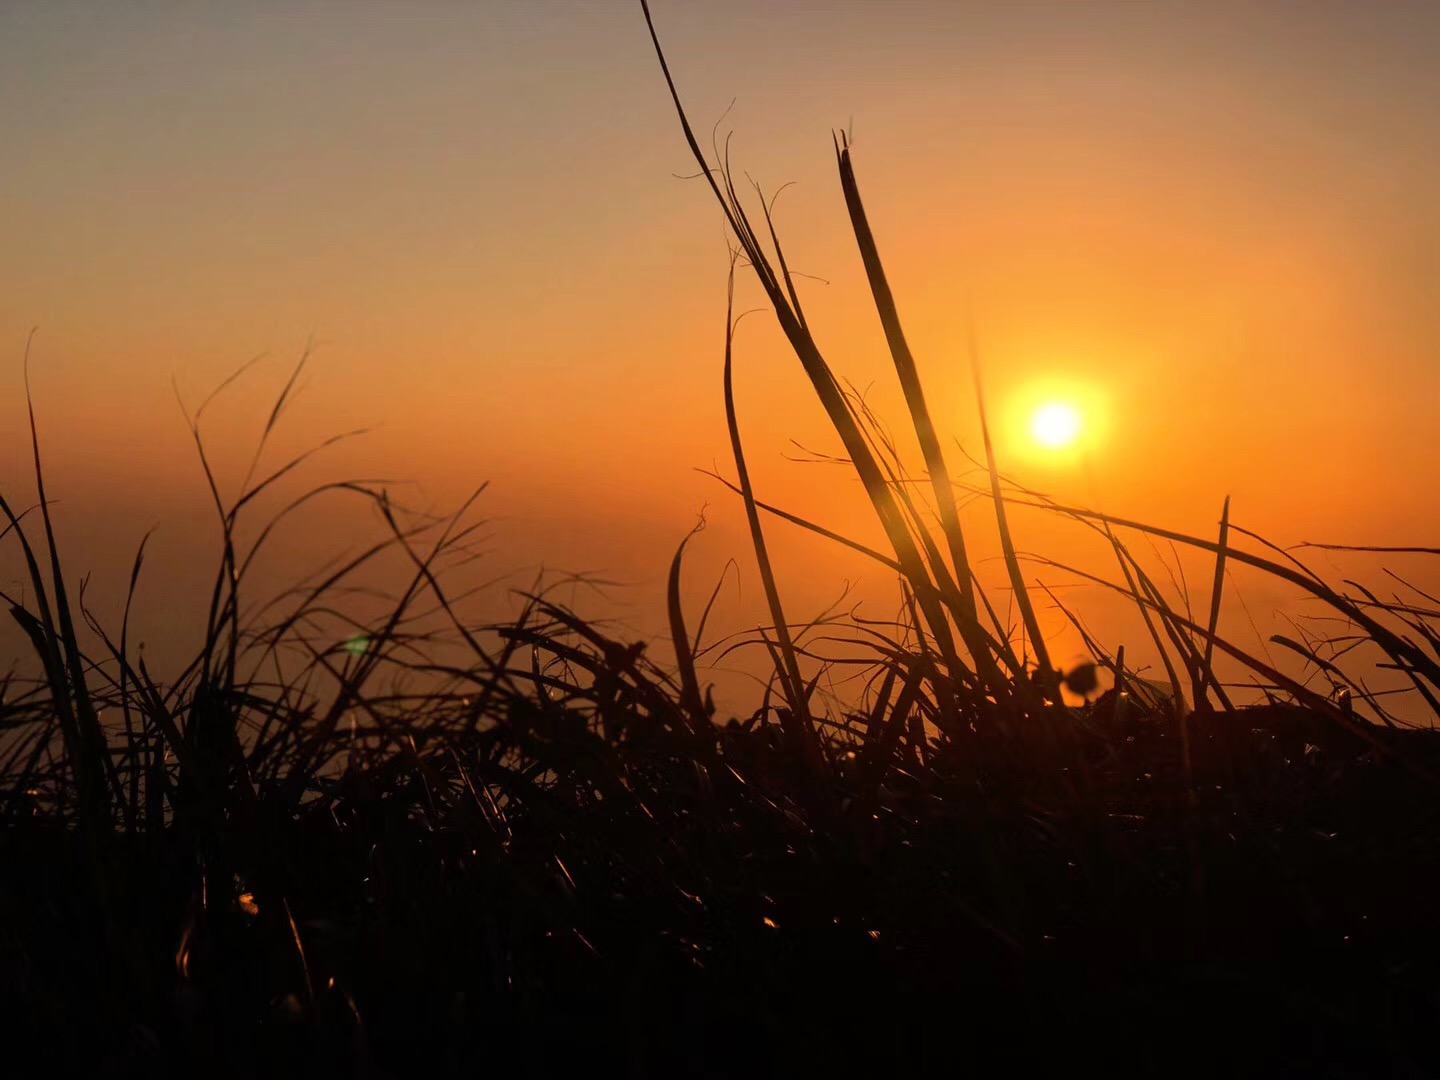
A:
[343, 635, 370, 656]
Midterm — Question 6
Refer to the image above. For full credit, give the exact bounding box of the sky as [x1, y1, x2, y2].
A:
[2, 1, 1438, 706]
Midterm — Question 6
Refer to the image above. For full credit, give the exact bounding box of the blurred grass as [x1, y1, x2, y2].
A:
[1, 6, 1439, 1076]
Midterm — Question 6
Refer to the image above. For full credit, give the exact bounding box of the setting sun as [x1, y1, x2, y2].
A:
[1030, 401, 1084, 450]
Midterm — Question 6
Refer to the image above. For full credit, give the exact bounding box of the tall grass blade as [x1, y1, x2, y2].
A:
[641, 0, 970, 694]
[665, 519, 714, 742]
[972, 355, 1055, 695]
[1196, 496, 1231, 709]
[833, 137, 1001, 683]
[19, 335, 113, 826]
[721, 262, 823, 771]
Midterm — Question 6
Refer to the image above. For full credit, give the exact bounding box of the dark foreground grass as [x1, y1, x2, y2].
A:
[5, 7, 1440, 1076]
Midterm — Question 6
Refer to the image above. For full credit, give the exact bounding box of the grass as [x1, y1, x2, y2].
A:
[4, 7, 1440, 1076]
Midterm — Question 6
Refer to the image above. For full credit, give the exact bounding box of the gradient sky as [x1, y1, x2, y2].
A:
[3, 1, 1438, 699]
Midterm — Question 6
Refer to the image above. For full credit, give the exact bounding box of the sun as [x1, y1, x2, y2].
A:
[1030, 401, 1084, 450]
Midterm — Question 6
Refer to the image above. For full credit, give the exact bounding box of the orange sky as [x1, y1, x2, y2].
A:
[2, 2, 1438, 706]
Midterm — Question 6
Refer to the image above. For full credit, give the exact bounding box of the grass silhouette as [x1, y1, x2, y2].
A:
[3, 6, 1439, 1077]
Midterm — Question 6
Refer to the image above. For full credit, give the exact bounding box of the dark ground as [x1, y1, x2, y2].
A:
[4, 700, 1439, 1079]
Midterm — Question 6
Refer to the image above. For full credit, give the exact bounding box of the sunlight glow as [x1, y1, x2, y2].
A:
[1030, 402, 1084, 450]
